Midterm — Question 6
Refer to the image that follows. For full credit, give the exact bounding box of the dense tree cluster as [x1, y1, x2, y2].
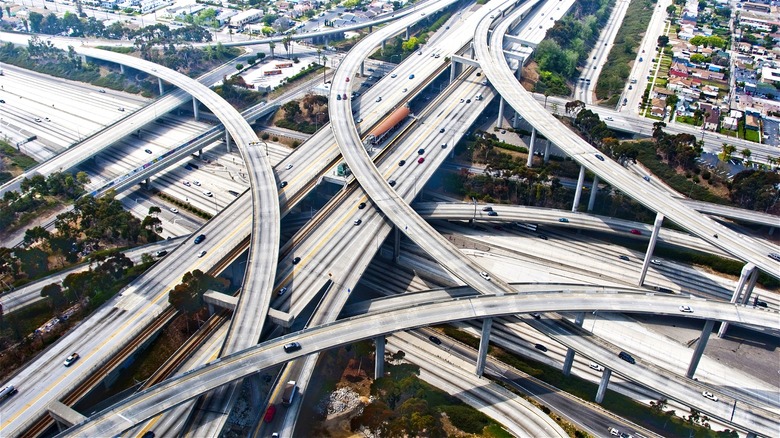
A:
[651, 122, 702, 170]
[729, 170, 780, 212]
[27, 12, 211, 43]
[0, 171, 89, 231]
[168, 270, 227, 314]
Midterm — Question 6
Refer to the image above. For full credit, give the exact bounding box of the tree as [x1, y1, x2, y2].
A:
[401, 36, 420, 52]
[741, 148, 752, 161]
[41, 282, 67, 310]
[235, 63, 244, 70]
[719, 143, 736, 161]
[657, 35, 669, 47]
[28, 12, 44, 33]
[666, 4, 676, 16]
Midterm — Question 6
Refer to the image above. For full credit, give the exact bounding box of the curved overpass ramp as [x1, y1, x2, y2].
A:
[329, 0, 521, 297]
[59, 291, 778, 437]
[72, 47, 282, 435]
[473, 3, 780, 279]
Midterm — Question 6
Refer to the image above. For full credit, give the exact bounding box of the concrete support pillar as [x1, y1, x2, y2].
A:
[192, 98, 199, 121]
[374, 336, 385, 378]
[449, 60, 457, 83]
[360, 60, 365, 77]
[470, 42, 475, 59]
[562, 349, 576, 376]
[769, 227, 775, 236]
[571, 165, 586, 212]
[595, 368, 612, 403]
[513, 111, 520, 129]
[686, 320, 715, 379]
[269, 44, 275, 58]
[718, 263, 756, 337]
[516, 65, 522, 80]
[198, 149, 203, 157]
[119, 64, 124, 75]
[497, 97, 505, 129]
[393, 226, 401, 263]
[526, 128, 536, 167]
[562, 313, 585, 375]
[587, 175, 600, 211]
[369, 25, 373, 33]
[158, 78, 164, 95]
[543, 140, 551, 163]
[638, 213, 665, 286]
[405, 26, 410, 40]
[207, 303, 215, 315]
[225, 131, 232, 153]
[144, 177, 150, 185]
[475, 318, 493, 377]
[741, 268, 759, 305]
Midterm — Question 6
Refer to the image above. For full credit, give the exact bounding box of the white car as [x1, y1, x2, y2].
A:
[390, 73, 397, 78]
[479, 271, 491, 281]
[702, 391, 718, 401]
[193, 180, 201, 186]
[203, 191, 213, 197]
[589, 362, 604, 371]
[285, 164, 293, 170]
[170, 207, 179, 214]
[650, 259, 662, 266]
[679, 305, 693, 313]
[198, 250, 207, 258]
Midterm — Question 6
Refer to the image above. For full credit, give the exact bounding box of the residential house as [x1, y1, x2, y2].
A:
[722, 116, 739, 130]
[699, 103, 720, 131]
[651, 97, 667, 118]
[745, 114, 761, 131]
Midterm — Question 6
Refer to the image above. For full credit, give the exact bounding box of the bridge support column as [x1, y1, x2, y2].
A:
[470, 42, 475, 59]
[526, 128, 536, 167]
[638, 213, 665, 286]
[158, 78, 164, 95]
[269, 43, 275, 59]
[475, 318, 493, 377]
[497, 98, 505, 129]
[595, 368, 611, 403]
[119, 64, 124, 75]
[225, 131, 232, 153]
[368, 25, 372, 33]
[360, 61, 365, 77]
[686, 319, 715, 379]
[769, 227, 774, 236]
[449, 60, 458, 83]
[512, 111, 520, 128]
[741, 268, 759, 305]
[375, 336, 385, 378]
[718, 263, 757, 337]
[571, 165, 586, 212]
[587, 175, 599, 211]
[393, 226, 401, 263]
[562, 313, 585, 376]
[192, 97, 199, 121]
[405, 26, 410, 40]
[543, 140, 551, 163]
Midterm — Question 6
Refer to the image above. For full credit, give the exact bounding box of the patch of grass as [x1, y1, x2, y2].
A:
[2, 143, 38, 170]
[744, 129, 760, 142]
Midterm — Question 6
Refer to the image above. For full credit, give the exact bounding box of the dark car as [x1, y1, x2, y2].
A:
[487, 211, 498, 216]
[283, 342, 302, 353]
[280, 181, 288, 188]
[292, 256, 301, 265]
[595, 154, 605, 161]
[389, 180, 396, 187]
[619, 255, 630, 261]
[618, 351, 635, 364]
[154, 250, 168, 257]
[398, 159, 406, 166]
[417, 148, 425, 155]
[429, 335, 442, 345]
[530, 313, 541, 319]
[439, 128, 445, 133]
[534, 344, 548, 352]
[144, 149, 153, 154]
[194, 234, 206, 244]
[538, 234, 548, 240]
[358, 202, 366, 209]
[417, 157, 425, 164]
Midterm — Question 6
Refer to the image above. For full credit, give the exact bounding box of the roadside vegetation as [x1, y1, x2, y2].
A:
[533, 0, 614, 96]
[0, 141, 37, 184]
[274, 94, 329, 134]
[595, 0, 656, 105]
[370, 8, 453, 63]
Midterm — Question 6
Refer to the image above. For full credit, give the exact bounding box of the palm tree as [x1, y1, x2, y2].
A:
[741, 148, 752, 161]
[719, 143, 736, 161]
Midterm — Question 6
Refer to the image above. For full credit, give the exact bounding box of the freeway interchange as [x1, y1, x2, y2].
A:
[1, 0, 779, 437]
